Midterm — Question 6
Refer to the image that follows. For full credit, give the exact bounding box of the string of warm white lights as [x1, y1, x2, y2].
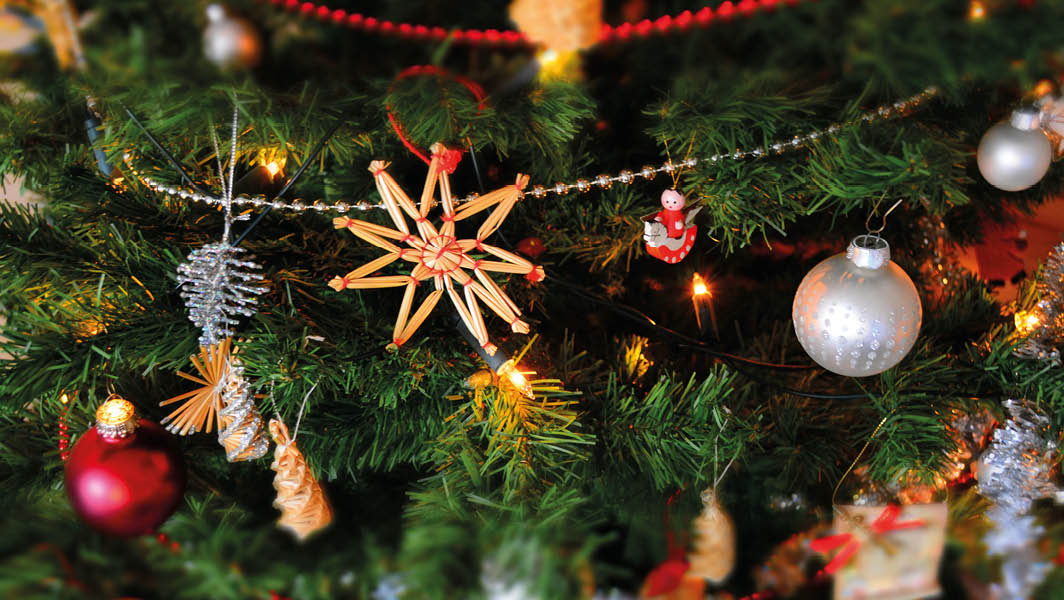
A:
[122, 85, 938, 212]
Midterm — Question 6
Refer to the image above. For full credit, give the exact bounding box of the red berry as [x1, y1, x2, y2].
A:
[516, 236, 546, 259]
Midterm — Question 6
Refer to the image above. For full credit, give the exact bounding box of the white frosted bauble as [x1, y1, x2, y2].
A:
[977, 108, 1052, 192]
[203, 4, 261, 70]
[792, 235, 922, 377]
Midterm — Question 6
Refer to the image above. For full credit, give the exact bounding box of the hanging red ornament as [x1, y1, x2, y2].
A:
[64, 396, 186, 537]
[516, 236, 546, 259]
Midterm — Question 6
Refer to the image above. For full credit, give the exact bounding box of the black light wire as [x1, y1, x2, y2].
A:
[546, 273, 999, 401]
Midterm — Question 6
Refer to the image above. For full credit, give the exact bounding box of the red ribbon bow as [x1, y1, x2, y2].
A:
[810, 504, 925, 575]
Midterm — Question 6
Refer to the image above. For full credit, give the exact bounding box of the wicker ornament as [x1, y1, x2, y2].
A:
[686, 488, 735, 584]
[160, 338, 269, 462]
[330, 144, 544, 354]
[509, 0, 602, 53]
[269, 418, 333, 541]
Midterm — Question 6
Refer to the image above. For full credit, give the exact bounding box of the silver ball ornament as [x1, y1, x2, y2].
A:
[203, 4, 262, 70]
[792, 235, 922, 377]
[977, 107, 1052, 192]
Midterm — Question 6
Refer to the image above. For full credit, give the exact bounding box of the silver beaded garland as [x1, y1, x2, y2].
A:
[792, 235, 922, 377]
[977, 106, 1053, 192]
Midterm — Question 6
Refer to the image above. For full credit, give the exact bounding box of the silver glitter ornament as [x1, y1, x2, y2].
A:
[792, 235, 922, 377]
[177, 241, 266, 346]
[203, 4, 262, 70]
[217, 355, 269, 461]
[977, 106, 1052, 192]
[1014, 242, 1064, 365]
[975, 399, 1062, 600]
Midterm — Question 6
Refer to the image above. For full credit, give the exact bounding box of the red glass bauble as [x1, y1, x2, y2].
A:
[64, 418, 186, 537]
[516, 236, 546, 259]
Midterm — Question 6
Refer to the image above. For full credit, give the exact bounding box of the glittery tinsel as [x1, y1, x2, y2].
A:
[177, 242, 266, 347]
[976, 399, 1062, 599]
[1014, 242, 1064, 365]
[218, 355, 269, 462]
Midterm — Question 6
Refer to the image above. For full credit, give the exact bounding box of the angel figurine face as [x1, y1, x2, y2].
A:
[661, 189, 685, 211]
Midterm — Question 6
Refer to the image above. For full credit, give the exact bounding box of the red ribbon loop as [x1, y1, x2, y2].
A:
[386, 66, 486, 168]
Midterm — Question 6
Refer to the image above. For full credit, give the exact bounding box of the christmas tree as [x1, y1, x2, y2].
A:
[3, 0, 1064, 598]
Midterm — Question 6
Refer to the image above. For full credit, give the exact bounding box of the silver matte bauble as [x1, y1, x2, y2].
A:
[977, 107, 1052, 192]
[203, 4, 262, 70]
[792, 235, 922, 377]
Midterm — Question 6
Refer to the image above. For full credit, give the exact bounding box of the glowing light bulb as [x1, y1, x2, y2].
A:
[968, 0, 986, 21]
[1015, 310, 1042, 336]
[536, 48, 581, 81]
[692, 273, 710, 297]
[497, 360, 534, 398]
[1034, 80, 1054, 99]
[264, 161, 282, 177]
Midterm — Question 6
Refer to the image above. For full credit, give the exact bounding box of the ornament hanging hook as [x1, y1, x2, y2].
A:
[209, 104, 240, 243]
[291, 380, 319, 442]
[663, 138, 679, 190]
[865, 196, 904, 237]
[711, 407, 736, 490]
[830, 407, 897, 519]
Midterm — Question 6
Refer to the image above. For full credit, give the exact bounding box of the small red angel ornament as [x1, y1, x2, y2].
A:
[643, 189, 701, 264]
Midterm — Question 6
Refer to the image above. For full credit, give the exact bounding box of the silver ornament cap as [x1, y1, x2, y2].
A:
[792, 235, 922, 377]
[977, 106, 1052, 192]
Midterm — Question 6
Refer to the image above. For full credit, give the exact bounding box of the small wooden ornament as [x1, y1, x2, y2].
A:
[643, 190, 702, 264]
[686, 488, 735, 584]
[269, 418, 333, 541]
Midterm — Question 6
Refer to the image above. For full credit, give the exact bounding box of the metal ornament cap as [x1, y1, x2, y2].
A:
[95, 396, 139, 440]
[792, 236, 922, 377]
[846, 234, 890, 269]
[1010, 105, 1043, 131]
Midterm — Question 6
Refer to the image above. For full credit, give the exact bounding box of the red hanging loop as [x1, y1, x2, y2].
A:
[385, 65, 486, 172]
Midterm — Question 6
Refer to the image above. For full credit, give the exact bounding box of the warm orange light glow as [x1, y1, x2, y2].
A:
[60, 392, 70, 405]
[968, 0, 986, 21]
[1033, 80, 1055, 99]
[498, 360, 534, 398]
[692, 273, 710, 297]
[258, 149, 287, 177]
[508, 368, 528, 389]
[1015, 310, 1042, 336]
[536, 48, 581, 81]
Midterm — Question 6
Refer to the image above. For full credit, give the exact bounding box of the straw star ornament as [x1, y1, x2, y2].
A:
[329, 144, 545, 354]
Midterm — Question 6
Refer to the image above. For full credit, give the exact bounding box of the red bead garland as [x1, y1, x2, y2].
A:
[262, 0, 804, 49]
